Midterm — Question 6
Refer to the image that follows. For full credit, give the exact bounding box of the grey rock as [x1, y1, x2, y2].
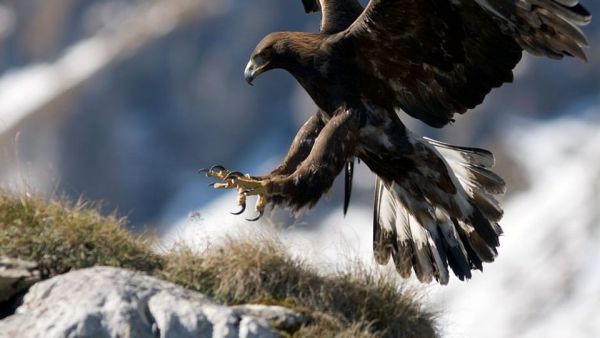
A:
[0, 267, 282, 338]
[232, 304, 311, 333]
[0, 257, 40, 302]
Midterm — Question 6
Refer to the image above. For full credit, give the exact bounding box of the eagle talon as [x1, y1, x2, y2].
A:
[229, 177, 267, 196]
[202, 165, 270, 219]
[230, 189, 247, 215]
[230, 204, 246, 215]
[203, 165, 231, 181]
[245, 194, 268, 222]
[224, 171, 245, 180]
[246, 211, 264, 222]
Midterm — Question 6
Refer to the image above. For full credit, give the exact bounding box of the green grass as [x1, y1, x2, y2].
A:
[0, 191, 438, 337]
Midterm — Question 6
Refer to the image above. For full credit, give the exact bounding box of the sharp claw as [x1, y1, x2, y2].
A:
[246, 210, 264, 222]
[230, 203, 246, 215]
[203, 165, 267, 220]
[210, 165, 226, 171]
[224, 171, 244, 180]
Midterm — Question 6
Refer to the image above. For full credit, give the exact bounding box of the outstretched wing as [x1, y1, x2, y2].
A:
[301, 0, 363, 34]
[343, 0, 590, 127]
[475, 0, 591, 59]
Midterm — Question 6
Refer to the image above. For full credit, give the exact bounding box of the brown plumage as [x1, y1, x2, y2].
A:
[208, 0, 591, 284]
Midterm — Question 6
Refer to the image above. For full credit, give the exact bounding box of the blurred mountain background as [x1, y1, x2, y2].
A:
[0, 1, 598, 337]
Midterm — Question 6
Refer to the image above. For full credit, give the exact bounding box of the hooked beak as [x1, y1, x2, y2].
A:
[244, 61, 255, 86]
[244, 59, 268, 86]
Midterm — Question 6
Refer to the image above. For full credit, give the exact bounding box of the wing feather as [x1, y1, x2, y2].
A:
[301, 0, 363, 34]
[343, 0, 523, 127]
[373, 178, 395, 265]
[339, 0, 589, 127]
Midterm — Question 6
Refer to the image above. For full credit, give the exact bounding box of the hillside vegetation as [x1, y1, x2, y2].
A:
[0, 191, 437, 337]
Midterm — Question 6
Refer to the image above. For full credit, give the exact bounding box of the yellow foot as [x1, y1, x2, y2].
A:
[200, 165, 269, 221]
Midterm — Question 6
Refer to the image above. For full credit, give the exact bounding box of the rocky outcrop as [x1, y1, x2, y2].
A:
[0, 258, 40, 319]
[232, 304, 312, 334]
[0, 267, 309, 338]
[0, 258, 40, 302]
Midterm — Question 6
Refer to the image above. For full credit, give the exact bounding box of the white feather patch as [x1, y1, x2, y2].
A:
[378, 181, 397, 234]
[408, 212, 434, 283]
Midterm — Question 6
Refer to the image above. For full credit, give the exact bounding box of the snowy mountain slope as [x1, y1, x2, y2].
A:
[434, 112, 600, 338]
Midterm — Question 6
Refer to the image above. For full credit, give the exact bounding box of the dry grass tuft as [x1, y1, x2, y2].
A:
[0, 191, 438, 337]
[0, 192, 162, 277]
[161, 236, 437, 337]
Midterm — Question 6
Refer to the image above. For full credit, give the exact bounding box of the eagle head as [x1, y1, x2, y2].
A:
[245, 33, 286, 85]
[245, 32, 320, 85]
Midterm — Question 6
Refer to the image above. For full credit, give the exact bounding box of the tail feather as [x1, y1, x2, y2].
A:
[424, 137, 495, 168]
[373, 179, 394, 265]
[467, 208, 501, 248]
[392, 239, 414, 278]
[462, 221, 498, 263]
[408, 214, 436, 283]
[434, 141, 506, 195]
[456, 223, 484, 271]
[472, 191, 504, 223]
[423, 217, 450, 285]
[461, 164, 506, 194]
[431, 141, 506, 222]
[373, 179, 415, 278]
[371, 136, 506, 284]
[393, 197, 414, 278]
[438, 214, 472, 280]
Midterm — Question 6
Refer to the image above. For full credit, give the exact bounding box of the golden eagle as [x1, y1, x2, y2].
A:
[203, 0, 591, 284]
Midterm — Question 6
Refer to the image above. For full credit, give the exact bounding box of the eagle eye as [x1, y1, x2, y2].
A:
[253, 53, 269, 67]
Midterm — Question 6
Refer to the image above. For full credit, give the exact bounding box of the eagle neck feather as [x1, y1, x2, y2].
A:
[276, 33, 335, 113]
[276, 34, 322, 75]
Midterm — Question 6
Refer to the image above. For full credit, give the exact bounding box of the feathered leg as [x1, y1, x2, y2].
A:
[265, 109, 360, 212]
[261, 112, 326, 178]
[250, 111, 356, 214]
[212, 109, 361, 218]
[203, 112, 325, 216]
